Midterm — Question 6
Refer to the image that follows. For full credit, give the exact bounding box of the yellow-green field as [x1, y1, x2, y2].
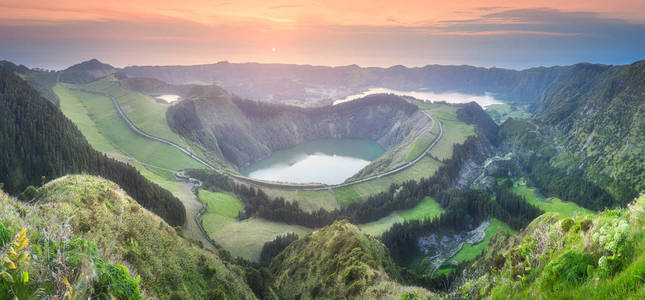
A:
[335, 156, 442, 205]
[198, 191, 312, 261]
[199, 190, 244, 218]
[405, 133, 434, 162]
[425, 105, 476, 161]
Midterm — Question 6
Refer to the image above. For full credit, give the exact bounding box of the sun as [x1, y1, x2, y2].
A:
[271, 47, 277, 52]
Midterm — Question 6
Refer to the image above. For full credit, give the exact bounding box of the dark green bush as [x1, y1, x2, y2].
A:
[93, 260, 142, 300]
[580, 219, 593, 232]
[63, 238, 98, 268]
[561, 218, 575, 232]
[18, 185, 39, 201]
[0, 223, 11, 247]
[541, 250, 595, 291]
[343, 266, 362, 284]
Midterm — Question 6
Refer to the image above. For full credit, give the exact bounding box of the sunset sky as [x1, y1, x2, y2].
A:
[1, 0, 644, 70]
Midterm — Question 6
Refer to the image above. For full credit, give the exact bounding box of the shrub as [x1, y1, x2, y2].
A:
[541, 250, 595, 291]
[63, 238, 98, 268]
[93, 260, 142, 300]
[561, 218, 575, 232]
[0, 223, 11, 248]
[580, 219, 593, 232]
[593, 219, 629, 254]
[343, 266, 362, 284]
[492, 254, 506, 270]
[18, 185, 39, 201]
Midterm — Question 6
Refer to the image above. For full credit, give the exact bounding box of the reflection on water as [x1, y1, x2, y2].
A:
[333, 88, 502, 107]
[241, 139, 384, 185]
[155, 94, 181, 103]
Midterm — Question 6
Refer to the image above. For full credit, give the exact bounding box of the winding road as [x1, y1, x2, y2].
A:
[79, 88, 442, 191]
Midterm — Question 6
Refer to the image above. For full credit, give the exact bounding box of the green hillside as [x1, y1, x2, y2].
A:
[532, 61, 645, 202]
[269, 220, 435, 299]
[0, 175, 256, 299]
[0, 65, 185, 226]
[456, 194, 645, 299]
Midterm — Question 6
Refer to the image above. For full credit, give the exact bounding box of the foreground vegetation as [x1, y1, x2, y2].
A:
[0, 175, 256, 299]
[458, 194, 645, 299]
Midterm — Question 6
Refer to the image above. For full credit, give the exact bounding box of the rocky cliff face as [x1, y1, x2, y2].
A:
[167, 91, 426, 169]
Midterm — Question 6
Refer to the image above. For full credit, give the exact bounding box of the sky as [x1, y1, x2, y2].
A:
[1, 0, 644, 70]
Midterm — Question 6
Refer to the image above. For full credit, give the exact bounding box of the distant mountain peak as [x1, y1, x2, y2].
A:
[64, 58, 114, 71]
[59, 59, 117, 84]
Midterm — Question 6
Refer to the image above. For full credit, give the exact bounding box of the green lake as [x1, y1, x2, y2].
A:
[241, 139, 385, 185]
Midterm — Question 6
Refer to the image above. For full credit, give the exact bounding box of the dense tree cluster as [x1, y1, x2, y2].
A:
[259, 233, 299, 266]
[523, 154, 616, 210]
[185, 169, 231, 191]
[499, 119, 622, 210]
[0, 66, 185, 226]
[381, 181, 543, 262]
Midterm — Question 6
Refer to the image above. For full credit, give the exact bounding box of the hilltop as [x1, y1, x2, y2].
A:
[269, 220, 435, 299]
[0, 175, 256, 299]
[59, 59, 118, 84]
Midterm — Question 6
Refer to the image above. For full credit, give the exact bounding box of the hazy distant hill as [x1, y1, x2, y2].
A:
[122, 62, 573, 105]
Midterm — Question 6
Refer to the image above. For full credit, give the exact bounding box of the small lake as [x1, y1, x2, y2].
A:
[155, 94, 181, 103]
[333, 88, 503, 107]
[241, 139, 385, 185]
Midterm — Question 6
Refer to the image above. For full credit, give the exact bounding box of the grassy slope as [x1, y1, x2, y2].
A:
[0, 175, 256, 299]
[359, 197, 443, 236]
[404, 133, 433, 162]
[485, 103, 532, 124]
[512, 178, 594, 218]
[54, 83, 204, 178]
[53, 84, 119, 153]
[426, 105, 476, 161]
[199, 190, 244, 218]
[460, 194, 645, 299]
[270, 221, 435, 299]
[198, 190, 311, 261]
[77, 78, 188, 147]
